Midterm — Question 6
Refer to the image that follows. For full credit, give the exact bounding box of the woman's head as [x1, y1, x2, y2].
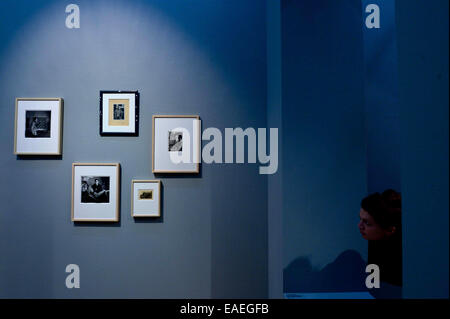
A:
[358, 189, 401, 241]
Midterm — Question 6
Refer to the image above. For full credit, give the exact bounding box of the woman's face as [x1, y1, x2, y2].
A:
[358, 208, 394, 240]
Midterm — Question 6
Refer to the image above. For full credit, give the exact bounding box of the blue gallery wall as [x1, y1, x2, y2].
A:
[396, 0, 449, 298]
[362, 0, 401, 194]
[0, 0, 268, 298]
[282, 0, 368, 288]
[266, 0, 283, 299]
[1, 0, 448, 300]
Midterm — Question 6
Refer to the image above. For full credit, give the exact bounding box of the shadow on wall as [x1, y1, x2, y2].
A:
[284, 250, 367, 293]
[284, 249, 402, 298]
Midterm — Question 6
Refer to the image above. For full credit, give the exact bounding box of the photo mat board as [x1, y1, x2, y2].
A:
[108, 99, 129, 126]
[72, 163, 120, 222]
[152, 115, 201, 173]
[14, 98, 63, 155]
[132, 180, 161, 217]
[100, 91, 139, 136]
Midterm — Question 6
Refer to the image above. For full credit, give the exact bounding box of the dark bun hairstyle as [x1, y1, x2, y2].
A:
[361, 189, 401, 230]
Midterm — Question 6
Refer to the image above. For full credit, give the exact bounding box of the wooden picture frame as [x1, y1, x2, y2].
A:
[100, 90, 139, 136]
[71, 163, 120, 222]
[131, 180, 161, 217]
[14, 98, 64, 155]
[152, 115, 201, 173]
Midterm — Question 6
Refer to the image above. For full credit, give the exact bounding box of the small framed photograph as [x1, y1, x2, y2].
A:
[72, 163, 120, 222]
[100, 91, 139, 136]
[152, 115, 201, 173]
[131, 180, 161, 217]
[14, 98, 63, 155]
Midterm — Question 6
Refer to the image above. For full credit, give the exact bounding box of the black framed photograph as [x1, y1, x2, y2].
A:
[100, 90, 139, 136]
[14, 98, 64, 155]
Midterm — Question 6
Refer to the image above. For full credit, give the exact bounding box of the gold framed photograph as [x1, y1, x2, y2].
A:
[14, 98, 63, 155]
[131, 180, 161, 217]
[152, 115, 201, 173]
[71, 163, 121, 222]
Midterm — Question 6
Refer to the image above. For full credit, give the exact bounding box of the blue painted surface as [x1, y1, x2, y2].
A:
[267, 0, 283, 299]
[396, 0, 449, 298]
[281, 0, 369, 291]
[0, 0, 447, 300]
[361, 0, 401, 194]
[0, 0, 268, 298]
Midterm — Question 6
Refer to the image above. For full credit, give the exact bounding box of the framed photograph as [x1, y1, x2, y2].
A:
[100, 90, 139, 136]
[131, 180, 161, 217]
[152, 115, 201, 173]
[14, 98, 63, 155]
[71, 163, 120, 222]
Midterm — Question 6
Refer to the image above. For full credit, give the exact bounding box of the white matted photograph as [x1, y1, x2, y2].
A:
[100, 90, 139, 136]
[152, 115, 201, 173]
[72, 163, 120, 222]
[14, 98, 63, 155]
[131, 180, 161, 217]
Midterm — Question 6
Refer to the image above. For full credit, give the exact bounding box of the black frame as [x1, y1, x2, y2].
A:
[99, 90, 139, 136]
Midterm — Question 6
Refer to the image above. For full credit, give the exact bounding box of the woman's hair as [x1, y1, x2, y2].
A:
[361, 189, 401, 230]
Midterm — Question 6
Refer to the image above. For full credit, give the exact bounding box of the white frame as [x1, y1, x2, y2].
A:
[152, 115, 201, 173]
[131, 180, 161, 217]
[72, 163, 120, 222]
[14, 98, 63, 155]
